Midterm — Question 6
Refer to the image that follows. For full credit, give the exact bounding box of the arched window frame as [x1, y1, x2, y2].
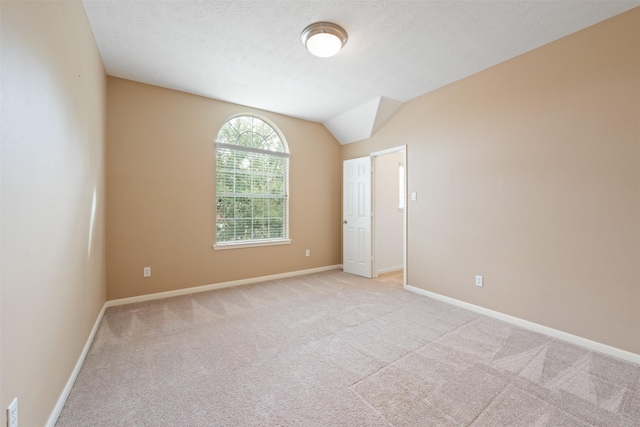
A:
[213, 114, 291, 249]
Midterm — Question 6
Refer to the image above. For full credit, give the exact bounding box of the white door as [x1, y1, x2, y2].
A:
[343, 157, 372, 278]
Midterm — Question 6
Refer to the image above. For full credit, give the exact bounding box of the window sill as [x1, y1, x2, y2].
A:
[213, 239, 292, 250]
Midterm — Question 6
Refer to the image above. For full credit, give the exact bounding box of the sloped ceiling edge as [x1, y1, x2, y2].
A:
[323, 97, 404, 145]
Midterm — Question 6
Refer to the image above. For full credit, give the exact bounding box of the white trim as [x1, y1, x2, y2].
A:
[370, 145, 407, 287]
[218, 113, 290, 154]
[215, 142, 290, 159]
[213, 238, 292, 250]
[48, 265, 342, 425]
[106, 265, 342, 307]
[46, 304, 107, 427]
[377, 266, 404, 275]
[404, 284, 640, 365]
[370, 146, 407, 157]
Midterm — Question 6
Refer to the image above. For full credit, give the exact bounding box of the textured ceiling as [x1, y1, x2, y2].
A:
[83, 1, 639, 126]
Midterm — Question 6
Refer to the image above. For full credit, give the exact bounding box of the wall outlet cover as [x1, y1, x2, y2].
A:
[475, 275, 483, 287]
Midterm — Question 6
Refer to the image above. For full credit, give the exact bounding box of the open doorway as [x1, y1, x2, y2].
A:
[372, 146, 407, 287]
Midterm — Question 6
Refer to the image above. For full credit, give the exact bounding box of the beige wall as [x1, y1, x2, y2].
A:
[344, 9, 640, 355]
[106, 78, 342, 300]
[0, 6, 636, 426]
[0, 1, 107, 426]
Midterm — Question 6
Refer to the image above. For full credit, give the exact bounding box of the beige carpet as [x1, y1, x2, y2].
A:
[56, 270, 639, 426]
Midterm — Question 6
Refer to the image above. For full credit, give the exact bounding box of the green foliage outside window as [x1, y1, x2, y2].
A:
[216, 116, 289, 244]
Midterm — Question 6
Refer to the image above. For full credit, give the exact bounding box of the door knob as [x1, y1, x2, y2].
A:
[343, 220, 347, 224]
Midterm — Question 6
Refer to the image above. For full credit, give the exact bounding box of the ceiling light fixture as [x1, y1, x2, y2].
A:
[301, 22, 348, 58]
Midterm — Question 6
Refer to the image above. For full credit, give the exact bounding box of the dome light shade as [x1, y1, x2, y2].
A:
[301, 22, 348, 58]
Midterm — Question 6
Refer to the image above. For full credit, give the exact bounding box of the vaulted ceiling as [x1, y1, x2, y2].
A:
[83, 1, 639, 144]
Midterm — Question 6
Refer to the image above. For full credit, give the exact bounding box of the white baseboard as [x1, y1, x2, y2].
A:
[106, 264, 343, 308]
[404, 284, 640, 365]
[54, 268, 635, 427]
[48, 265, 342, 425]
[376, 266, 403, 275]
[46, 304, 107, 427]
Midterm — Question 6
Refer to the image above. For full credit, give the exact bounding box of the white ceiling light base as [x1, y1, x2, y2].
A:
[301, 22, 348, 58]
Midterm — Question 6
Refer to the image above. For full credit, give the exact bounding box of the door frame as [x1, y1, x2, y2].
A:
[371, 145, 407, 287]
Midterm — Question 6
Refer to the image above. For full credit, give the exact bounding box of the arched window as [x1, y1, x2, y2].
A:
[215, 115, 290, 247]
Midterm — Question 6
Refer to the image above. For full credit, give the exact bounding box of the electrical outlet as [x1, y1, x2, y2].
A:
[7, 398, 17, 427]
[305, 249, 310, 257]
[475, 275, 483, 287]
[143, 267, 151, 277]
